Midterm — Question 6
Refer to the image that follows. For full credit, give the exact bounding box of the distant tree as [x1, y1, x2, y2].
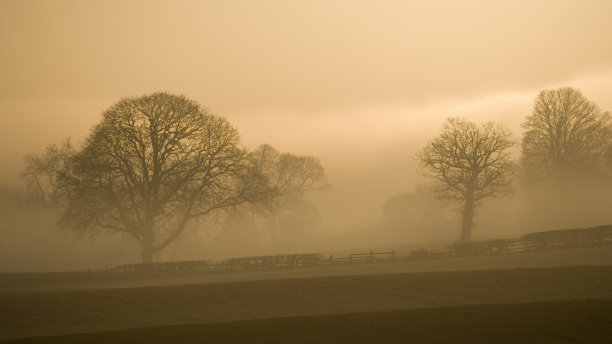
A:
[521, 87, 612, 181]
[249, 144, 328, 242]
[34, 93, 268, 263]
[417, 117, 515, 242]
[383, 184, 449, 226]
[0, 185, 27, 243]
[22, 138, 74, 207]
[606, 144, 612, 174]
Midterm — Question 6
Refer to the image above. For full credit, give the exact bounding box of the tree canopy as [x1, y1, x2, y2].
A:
[50, 93, 267, 262]
[521, 87, 612, 181]
[249, 144, 328, 242]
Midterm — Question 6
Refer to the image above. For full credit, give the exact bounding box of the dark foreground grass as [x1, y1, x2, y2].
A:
[4, 298, 612, 344]
[3, 266, 612, 341]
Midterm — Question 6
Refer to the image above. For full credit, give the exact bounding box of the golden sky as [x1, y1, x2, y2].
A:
[1, 0, 612, 229]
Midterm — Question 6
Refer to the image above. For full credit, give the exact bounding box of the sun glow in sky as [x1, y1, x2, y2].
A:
[1, 0, 612, 231]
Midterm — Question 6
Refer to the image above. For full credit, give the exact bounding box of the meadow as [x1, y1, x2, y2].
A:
[1, 246, 612, 343]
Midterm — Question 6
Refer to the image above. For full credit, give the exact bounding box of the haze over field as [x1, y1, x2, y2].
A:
[1, 0, 612, 271]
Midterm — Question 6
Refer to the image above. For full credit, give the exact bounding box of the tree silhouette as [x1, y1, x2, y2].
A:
[383, 184, 450, 226]
[22, 138, 74, 207]
[249, 144, 328, 242]
[521, 87, 611, 181]
[52, 93, 267, 263]
[417, 117, 514, 242]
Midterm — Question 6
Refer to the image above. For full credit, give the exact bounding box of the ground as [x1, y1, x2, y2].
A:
[1, 245, 612, 343]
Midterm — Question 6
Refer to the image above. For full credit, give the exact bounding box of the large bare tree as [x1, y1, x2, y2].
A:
[521, 87, 611, 181]
[46, 93, 267, 263]
[417, 117, 514, 242]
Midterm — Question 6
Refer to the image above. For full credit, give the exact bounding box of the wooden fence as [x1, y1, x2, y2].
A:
[110, 251, 397, 274]
[110, 253, 325, 274]
[225, 253, 323, 271]
[447, 224, 612, 256]
[329, 250, 395, 264]
[109, 224, 612, 274]
[522, 225, 612, 249]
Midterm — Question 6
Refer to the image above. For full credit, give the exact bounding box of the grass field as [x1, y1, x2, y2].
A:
[1, 246, 612, 342]
[4, 298, 612, 344]
[2, 244, 612, 291]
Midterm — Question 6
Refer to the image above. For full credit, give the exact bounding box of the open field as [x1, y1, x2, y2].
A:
[4, 298, 612, 344]
[2, 244, 612, 291]
[2, 265, 612, 341]
[1, 246, 612, 342]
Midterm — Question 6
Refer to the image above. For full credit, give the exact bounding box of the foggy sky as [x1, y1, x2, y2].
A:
[2, 0, 612, 232]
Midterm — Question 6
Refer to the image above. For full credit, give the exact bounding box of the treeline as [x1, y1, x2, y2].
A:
[384, 87, 612, 242]
[9, 93, 329, 265]
[2, 88, 611, 267]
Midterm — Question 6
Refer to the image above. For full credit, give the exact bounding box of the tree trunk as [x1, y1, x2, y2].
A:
[268, 213, 279, 243]
[461, 193, 475, 242]
[141, 243, 153, 263]
[141, 226, 154, 263]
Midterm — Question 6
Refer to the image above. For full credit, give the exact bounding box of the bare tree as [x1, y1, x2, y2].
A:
[521, 87, 612, 181]
[383, 184, 450, 226]
[51, 93, 267, 263]
[417, 117, 514, 242]
[249, 144, 328, 242]
[22, 138, 74, 207]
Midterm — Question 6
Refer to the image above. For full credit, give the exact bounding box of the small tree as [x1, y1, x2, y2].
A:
[417, 117, 514, 242]
[521, 87, 611, 181]
[38, 93, 267, 263]
[22, 138, 74, 207]
[249, 144, 328, 242]
[383, 184, 450, 226]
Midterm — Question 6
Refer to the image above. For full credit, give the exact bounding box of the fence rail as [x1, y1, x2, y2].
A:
[330, 250, 395, 264]
[447, 224, 612, 256]
[110, 253, 326, 274]
[109, 224, 612, 275]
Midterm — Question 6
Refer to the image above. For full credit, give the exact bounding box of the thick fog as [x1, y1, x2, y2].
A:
[1, 1, 612, 272]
